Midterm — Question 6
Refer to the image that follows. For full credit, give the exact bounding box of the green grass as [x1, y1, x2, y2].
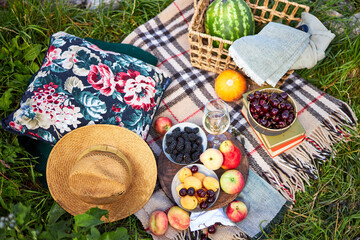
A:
[0, 0, 359, 239]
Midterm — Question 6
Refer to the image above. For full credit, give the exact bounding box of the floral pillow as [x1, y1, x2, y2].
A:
[1, 32, 171, 144]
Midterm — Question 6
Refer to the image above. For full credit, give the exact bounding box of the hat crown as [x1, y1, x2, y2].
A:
[68, 145, 132, 205]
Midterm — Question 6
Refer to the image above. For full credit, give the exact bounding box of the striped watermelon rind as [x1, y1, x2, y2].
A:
[205, 0, 255, 49]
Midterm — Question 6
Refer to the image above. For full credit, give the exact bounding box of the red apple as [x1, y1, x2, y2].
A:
[200, 148, 224, 170]
[154, 117, 173, 136]
[219, 140, 242, 169]
[226, 200, 247, 223]
[220, 169, 244, 194]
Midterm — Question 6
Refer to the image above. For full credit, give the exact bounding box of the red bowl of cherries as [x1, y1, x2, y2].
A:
[246, 88, 297, 136]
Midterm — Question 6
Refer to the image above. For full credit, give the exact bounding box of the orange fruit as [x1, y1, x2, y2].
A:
[215, 69, 247, 102]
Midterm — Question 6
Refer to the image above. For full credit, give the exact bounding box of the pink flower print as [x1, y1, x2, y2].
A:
[111, 104, 122, 113]
[115, 70, 156, 112]
[9, 121, 23, 131]
[87, 63, 115, 96]
[44, 45, 62, 67]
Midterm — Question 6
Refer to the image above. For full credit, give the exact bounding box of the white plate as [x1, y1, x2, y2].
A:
[171, 164, 220, 212]
[162, 122, 207, 165]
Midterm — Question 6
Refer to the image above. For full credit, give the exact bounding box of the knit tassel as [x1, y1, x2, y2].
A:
[274, 103, 357, 201]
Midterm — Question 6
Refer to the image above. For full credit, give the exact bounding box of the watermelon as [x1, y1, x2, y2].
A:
[205, 0, 255, 49]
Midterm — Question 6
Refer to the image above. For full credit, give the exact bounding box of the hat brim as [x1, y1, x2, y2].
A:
[46, 124, 157, 222]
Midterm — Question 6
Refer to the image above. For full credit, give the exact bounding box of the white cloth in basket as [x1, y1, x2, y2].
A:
[229, 22, 310, 87]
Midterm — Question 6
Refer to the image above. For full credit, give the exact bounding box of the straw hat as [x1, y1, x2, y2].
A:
[46, 124, 157, 222]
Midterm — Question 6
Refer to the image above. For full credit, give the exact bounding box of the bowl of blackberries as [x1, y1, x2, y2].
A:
[163, 122, 207, 165]
[246, 88, 297, 136]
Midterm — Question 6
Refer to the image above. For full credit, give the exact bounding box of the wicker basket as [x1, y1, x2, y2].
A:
[188, 0, 310, 86]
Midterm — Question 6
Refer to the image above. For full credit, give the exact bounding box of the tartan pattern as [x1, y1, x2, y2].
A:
[123, 0, 356, 201]
[123, 0, 357, 200]
[122, 0, 357, 238]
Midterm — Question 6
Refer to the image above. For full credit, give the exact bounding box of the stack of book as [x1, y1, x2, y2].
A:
[241, 93, 306, 157]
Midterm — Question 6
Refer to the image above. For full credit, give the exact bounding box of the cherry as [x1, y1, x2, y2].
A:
[251, 99, 259, 107]
[190, 165, 198, 173]
[259, 99, 266, 106]
[261, 92, 269, 100]
[270, 108, 279, 116]
[179, 188, 187, 197]
[278, 102, 286, 110]
[270, 99, 280, 108]
[272, 114, 280, 122]
[281, 110, 290, 120]
[199, 202, 209, 209]
[280, 92, 288, 100]
[285, 102, 292, 110]
[255, 105, 262, 114]
[260, 118, 268, 127]
[262, 103, 270, 112]
[207, 196, 215, 203]
[208, 225, 216, 234]
[207, 190, 215, 198]
[250, 106, 256, 113]
[187, 187, 195, 196]
[278, 121, 286, 128]
[197, 189, 206, 198]
[247, 93, 255, 101]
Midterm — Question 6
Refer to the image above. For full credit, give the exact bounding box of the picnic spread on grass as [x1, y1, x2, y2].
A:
[1, 0, 358, 239]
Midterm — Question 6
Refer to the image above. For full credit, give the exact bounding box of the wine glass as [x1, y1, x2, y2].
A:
[202, 99, 230, 148]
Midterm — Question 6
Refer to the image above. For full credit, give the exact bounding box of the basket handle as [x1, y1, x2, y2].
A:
[193, 0, 199, 10]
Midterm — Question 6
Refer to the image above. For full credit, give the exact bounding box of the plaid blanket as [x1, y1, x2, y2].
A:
[122, 0, 357, 238]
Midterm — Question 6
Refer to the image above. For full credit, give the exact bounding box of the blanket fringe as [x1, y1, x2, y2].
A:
[263, 103, 357, 202]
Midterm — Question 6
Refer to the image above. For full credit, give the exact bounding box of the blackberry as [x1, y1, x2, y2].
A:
[191, 143, 198, 152]
[172, 131, 181, 138]
[192, 127, 199, 133]
[173, 127, 181, 132]
[165, 147, 173, 154]
[172, 149, 178, 155]
[197, 145, 203, 153]
[184, 153, 192, 163]
[184, 141, 192, 153]
[176, 137, 185, 151]
[170, 154, 177, 160]
[181, 132, 189, 140]
[167, 141, 176, 152]
[184, 127, 193, 133]
[191, 151, 201, 161]
[166, 136, 174, 144]
[175, 154, 183, 163]
[196, 136, 202, 145]
[188, 133, 197, 141]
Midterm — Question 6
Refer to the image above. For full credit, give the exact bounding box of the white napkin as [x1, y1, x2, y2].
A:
[290, 12, 336, 70]
[229, 22, 310, 87]
[190, 208, 235, 231]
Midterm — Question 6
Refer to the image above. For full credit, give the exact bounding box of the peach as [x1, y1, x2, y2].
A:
[178, 168, 192, 183]
[149, 210, 168, 235]
[193, 172, 206, 182]
[180, 195, 198, 210]
[176, 183, 185, 196]
[184, 176, 202, 190]
[167, 206, 190, 230]
[220, 170, 244, 194]
[203, 176, 220, 192]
